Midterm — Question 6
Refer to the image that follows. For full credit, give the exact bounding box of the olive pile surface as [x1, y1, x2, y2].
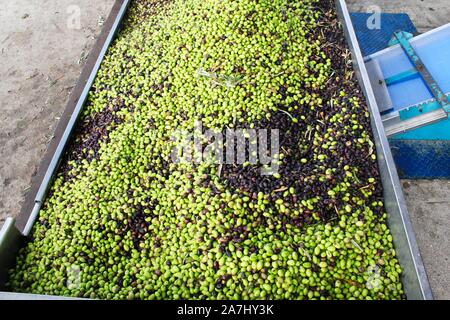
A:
[9, 0, 404, 300]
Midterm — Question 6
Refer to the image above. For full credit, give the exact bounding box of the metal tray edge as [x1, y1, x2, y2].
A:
[337, 0, 433, 300]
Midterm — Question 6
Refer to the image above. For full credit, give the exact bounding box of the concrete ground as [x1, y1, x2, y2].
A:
[348, 0, 450, 300]
[346, 0, 449, 33]
[402, 180, 450, 300]
[0, 0, 115, 227]
[0, 0, 448, 299]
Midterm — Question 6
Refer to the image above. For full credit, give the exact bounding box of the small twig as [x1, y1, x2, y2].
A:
[334, 204, 339, 215]
[325, 71, 335, 85]
[26, 72, 39, 80]
[278, 108, 295, 121]
[273, 186, 288, 193]
[299, 245, 312, 261]
[217, 163, 223, 177]
[351, 239, 363, 253]
[308, 128, 313, 141]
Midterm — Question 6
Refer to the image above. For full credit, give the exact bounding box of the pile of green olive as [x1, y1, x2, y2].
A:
[8, 0, 404, 300]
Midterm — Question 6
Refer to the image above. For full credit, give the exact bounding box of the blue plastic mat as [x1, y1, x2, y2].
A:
[390, 140, 450, 179]
[350, 12, 417, 57]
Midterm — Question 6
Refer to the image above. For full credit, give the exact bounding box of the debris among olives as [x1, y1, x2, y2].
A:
[9, 0, 404, 300]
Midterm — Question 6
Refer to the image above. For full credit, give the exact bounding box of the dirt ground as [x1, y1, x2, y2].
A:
[0, 0, 449, 299]
[0, 0, 115, 227]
